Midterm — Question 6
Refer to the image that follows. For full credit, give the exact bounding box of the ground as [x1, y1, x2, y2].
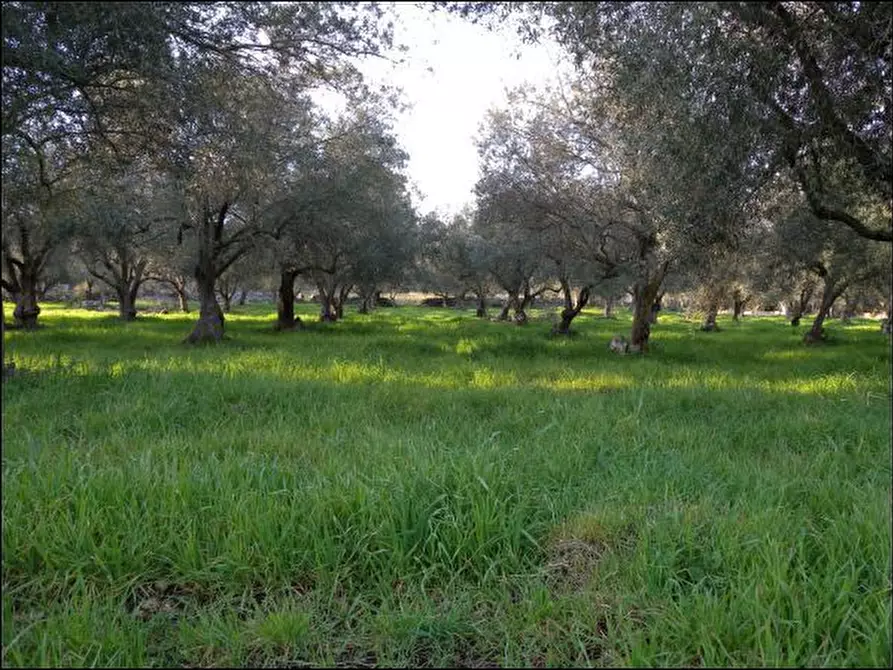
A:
[2, 302, 891, 667]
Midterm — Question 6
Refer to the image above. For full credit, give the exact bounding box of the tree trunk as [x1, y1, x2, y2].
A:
[649, 292, 664, 324]
[552, 282, 590, 335]
[116, 285, 138, 321]
[475, 292, 488, 318]
[514, 283, 533, 325]
[336, 285, 350, 320]
[498, 300, 511, 321]
[701, 303, 720, 332]
[85, 279, 96, 301]
[604, 295, 616, 319]
[238, 289, 247, 306]
[318, 282, 338, 322]
[13, 274, 40, 330]
[319, 297, 337, 322]
[185, 266, 224, 343]
[276, 269, 302, 331]
[177, 287, 190, 313]
[732, 289, 747, 322]
[804, 282, 847, 344]
[630, 275, 664, 352]
[221, 293, 232, 314]
[840, 293, 858, 324]
[789, 284, 814, 326]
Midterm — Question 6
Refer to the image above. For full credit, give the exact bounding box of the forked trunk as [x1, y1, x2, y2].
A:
[276, 269, 302, 331]
[185, 270, 224, 343]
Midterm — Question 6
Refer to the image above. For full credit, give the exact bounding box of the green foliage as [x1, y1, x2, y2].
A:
[3, 304, 891, 667]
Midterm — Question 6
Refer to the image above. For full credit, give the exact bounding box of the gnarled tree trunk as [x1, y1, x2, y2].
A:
[276, 268, 302, 331]
[116, 286, 138, 321]
[552, 280, 591, 335]
[630, 271, 666, 353]
[12, 272, 40, 330]
[185, 260, 224, 344]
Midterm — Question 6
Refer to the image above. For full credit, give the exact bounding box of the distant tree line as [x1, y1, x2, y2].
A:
[2, 2, 890, 374]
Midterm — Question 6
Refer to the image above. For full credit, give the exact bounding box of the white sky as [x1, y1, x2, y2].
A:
[314, 3, 568, 218]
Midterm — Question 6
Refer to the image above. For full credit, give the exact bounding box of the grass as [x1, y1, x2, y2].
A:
[2, 302, 891, 667]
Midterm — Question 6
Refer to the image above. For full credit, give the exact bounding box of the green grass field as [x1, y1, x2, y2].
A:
[2, 302, 891, 667]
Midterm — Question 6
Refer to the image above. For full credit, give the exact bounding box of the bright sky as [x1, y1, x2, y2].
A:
[315, 3, 568, 218]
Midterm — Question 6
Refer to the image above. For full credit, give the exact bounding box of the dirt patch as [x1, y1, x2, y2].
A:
[544, 538, 606, 593]
[126, 580, 210, 621]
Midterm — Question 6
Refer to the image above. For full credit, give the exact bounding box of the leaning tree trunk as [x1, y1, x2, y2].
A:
[553, 282, 591, 335]
[804, 281, 847, 345]
[185, 265, 224, 343]
[13, 273, 40, 330]
[276, 269, 302, 331]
